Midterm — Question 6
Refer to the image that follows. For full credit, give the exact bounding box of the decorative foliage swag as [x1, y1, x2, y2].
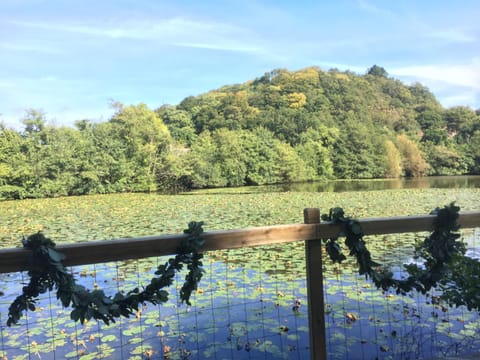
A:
[322, 203, 480, 312]
[5, 203, 480, 327]
[7, 222, 205, 326]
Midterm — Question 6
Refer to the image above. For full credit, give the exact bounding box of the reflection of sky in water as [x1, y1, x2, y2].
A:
[467, 248, 480, 259]
[1, 234, 479, 359]
[465, 228, 480, 259]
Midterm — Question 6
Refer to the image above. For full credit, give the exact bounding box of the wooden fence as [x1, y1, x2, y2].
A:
[1, 209, 480, 359]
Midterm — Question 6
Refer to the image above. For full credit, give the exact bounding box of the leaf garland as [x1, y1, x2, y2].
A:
[7, 221, 205, 326]
[322, 203, 480, 311]
[6, 203, 480, 326]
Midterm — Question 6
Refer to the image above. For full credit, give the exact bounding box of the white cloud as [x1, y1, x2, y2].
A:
[0, 75, 110, 126]
[355, 0, 395, 18]
[0, 42, 61, 54]
[9, 17, 263, 54]
[440, 93, 478, 109]
[390, 61, 480, 90]
[426, 29, 476, 43]
[390, 61, 480, 108]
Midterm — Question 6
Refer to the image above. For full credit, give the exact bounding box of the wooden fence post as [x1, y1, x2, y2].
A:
[304, 208, 327, 360]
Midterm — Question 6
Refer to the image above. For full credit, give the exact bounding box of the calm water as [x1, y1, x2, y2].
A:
[1, 177, 479, 359]
[256, 175, 480, 193]
[190, 175, 480, 194]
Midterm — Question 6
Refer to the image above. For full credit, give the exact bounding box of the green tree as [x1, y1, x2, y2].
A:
[332, 119, 386, 179]
[0, 126, 28, 199]
[367, 65, 388, 77]
[469, 130, 480, 173]
[423, 143, 466, 175]
[18, 110, 50, 197]
[384, 140, 402, 178]
[240, 128, 281, 185]
[396, 134, 428, 177]
[212, 128, 247, 187]
[109, 103, 172, 192]
[273, 141, 313, 183]
[444, 106, 478, 141]
[157, 106, 196, 146]
[185, 131, 225, 188]
[295, 127, 336, 179]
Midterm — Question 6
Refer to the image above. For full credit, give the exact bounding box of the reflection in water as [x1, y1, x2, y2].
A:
[272, 175, 480, 193]
[185, 176, 480, 195]
[193, 175, 480, 194]
[1, 232, 479, 360]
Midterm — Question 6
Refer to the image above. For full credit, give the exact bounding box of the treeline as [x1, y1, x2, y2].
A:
[1, 65, 480, 199]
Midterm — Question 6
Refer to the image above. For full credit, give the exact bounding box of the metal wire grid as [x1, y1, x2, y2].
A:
[1, 230, 479, 360]
[0, 243, 309, 360]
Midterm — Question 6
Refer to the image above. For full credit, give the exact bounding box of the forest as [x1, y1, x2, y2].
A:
[1, 65, 480, 200]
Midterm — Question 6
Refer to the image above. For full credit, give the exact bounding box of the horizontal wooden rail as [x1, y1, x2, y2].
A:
[1, 211, 479, 274]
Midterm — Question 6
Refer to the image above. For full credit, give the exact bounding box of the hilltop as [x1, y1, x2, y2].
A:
[157, 65, 480, 185]
[1, 65, 479, 199]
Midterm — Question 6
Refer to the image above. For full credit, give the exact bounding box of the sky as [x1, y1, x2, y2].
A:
[1, 0, 479, 128]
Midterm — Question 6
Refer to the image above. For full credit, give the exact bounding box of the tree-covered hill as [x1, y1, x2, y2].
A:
[1, 66, 480, 199]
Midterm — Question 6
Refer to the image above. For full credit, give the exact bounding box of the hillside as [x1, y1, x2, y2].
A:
[1, 65, 480, 199]
[157, 65, 480, 184]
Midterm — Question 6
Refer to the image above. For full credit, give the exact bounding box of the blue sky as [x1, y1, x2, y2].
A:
[1, 0, 479, 128]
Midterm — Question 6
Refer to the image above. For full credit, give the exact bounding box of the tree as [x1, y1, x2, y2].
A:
[332, 119, 386, 179]
[384, 140, 402, 178]
[424, 144, 466, 175]
[184, 131, 225, 188]
[469, 130, 480, 173]
[367, 65, 388, 78]
[157, 106, 196, 146]
[273, 141, 313, 183]
[444, 106, 478, 141]
[396, 134, 428, 177]
[109, 103, 172, 192]
[212, 129, 247, 187]
[241, 128, 281, 185]
[295, 127, 336, 179]
[287, 92, 307, 109]
[22, 109, 46, 136]
[0, 126, 28, 199]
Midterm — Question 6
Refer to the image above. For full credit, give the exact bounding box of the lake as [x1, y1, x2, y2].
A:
[0, 176, 480, 359]
[190, 175, 480, 194]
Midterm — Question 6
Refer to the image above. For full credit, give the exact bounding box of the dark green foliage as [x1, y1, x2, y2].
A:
[367, 65, 388, 77]
[331, 119, 386, 179]
[168, 67, 479, 183]
[0, 104, 175, 199]
[1, 66, 480, 198]
[7, 222, 205, 326]
[322, 203, 480, 311]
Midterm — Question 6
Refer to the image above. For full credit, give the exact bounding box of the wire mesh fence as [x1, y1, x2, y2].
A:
[0, 242, 310, 360]
[322, 228, 480, 360]
[0, 228, 479, 360]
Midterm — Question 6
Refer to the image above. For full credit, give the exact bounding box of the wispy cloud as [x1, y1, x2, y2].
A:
[0, 42, 61, 54]
[355, 0, 395, 18]
[441, 93, 478, 108]
[9, 17, 263, 54]
[426, 28, 476, 43]
[0, 75, 63, 88]
[0, 75, 115, 126]
[390, 60, 480, 109]
[391, 60, 480, 90]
